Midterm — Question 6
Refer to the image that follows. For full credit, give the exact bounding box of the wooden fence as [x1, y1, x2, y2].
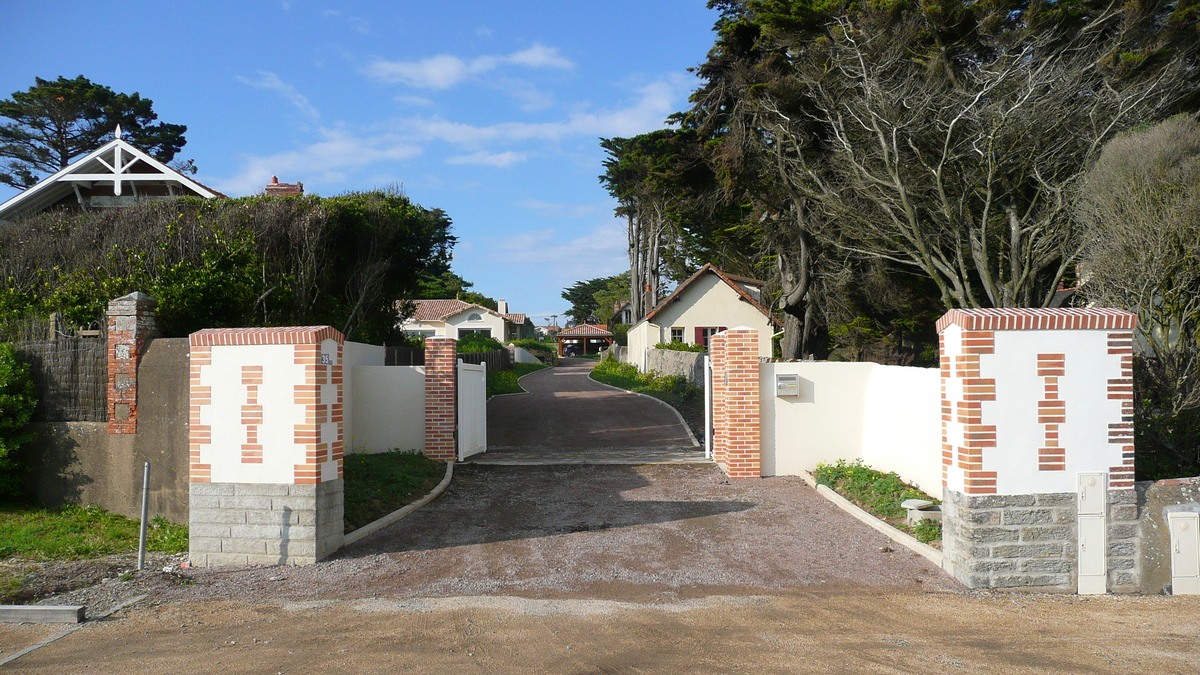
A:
[13, 336, 108, 422]
[383, 345, 512, 371]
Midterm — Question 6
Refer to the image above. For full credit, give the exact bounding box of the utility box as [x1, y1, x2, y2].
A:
[1168, 511, 1200, 595]
[775, 373, 800, 397]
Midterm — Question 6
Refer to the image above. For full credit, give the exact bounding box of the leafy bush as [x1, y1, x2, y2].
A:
[813, 459, 935, 521]
[457, 333, 504, 353]
[0, 344, 36, 499]
[654, 341, 707, 353]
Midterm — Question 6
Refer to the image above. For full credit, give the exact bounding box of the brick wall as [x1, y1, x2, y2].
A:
[106, 292, 158, 433]
[424, 336, 457, 461]
[709, 328, 760, 479]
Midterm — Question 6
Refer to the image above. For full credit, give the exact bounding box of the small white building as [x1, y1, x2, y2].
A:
[625, 264, 779, 371]
[399, 298, 527, 342]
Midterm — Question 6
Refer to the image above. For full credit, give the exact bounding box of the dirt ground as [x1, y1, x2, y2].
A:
[5, 464, 1200, 671]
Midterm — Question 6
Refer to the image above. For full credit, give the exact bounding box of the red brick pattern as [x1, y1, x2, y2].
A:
[936, 308, 1137, 334]
[942, 331, 998, 494]
[709, 329, 760, 479]
[189, 346, 213, 482]
[293, 341, 344, 484]
[1037, 353, 1066, 471]
[424, 336, 458, 462]
[106, 293, 157, 434]
[189, 326, 344, 346]
[241, 365, 264, 464]
[1107, 331, 1135, 489]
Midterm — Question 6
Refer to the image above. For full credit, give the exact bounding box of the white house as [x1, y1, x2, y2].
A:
[400, 298, 527, 342]
[625, 264, 779, 371]
[0, 126, 223, 221]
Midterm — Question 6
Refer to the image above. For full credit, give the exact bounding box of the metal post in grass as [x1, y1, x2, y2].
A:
[136, 461, 150, 571]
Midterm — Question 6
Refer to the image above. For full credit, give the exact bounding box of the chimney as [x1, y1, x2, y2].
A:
[265, 176, 304, 196]
[497, 299, 509, 315]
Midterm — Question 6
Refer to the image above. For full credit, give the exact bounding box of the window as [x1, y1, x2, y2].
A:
[695, 326, 727, 349]
[458, 328, 492, 338]
[670, 327, 684, 343]
[467, 313, 483, 322]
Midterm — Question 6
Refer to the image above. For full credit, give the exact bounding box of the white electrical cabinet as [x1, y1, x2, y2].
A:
[1168, 511, 1200, 595]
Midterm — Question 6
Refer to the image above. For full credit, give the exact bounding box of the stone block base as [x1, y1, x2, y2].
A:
[943, 489, 1078, 591]
[189, 480, 344, 567]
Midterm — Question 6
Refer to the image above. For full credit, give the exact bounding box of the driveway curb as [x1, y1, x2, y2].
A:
[343, 461, 455, 547]
[586, 373, 701, 448]
[797, 470, 952, 575]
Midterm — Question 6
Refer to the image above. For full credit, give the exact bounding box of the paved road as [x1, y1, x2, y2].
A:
[482, 358, 701, 463]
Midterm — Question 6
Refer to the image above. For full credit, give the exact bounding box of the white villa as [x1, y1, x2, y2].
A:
[400, 299, 528, 343]
[625, 264, 780, 371]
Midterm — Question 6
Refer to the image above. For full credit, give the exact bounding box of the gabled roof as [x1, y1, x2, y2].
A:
[406, 298, 520, 324]
[558, 324, 613, 337]
[0, 128, 224, 221]
[644, 263, 780, 327]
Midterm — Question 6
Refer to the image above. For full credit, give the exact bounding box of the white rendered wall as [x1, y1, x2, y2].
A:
[445, 309, 506, 339]
[349, 366, 425, 453]
[626, 321, 655, 371]
[201, 344, 305, 484]
[341, 341, 385, 452]
[986, 330, 1122, 495]
[509, 345, 541, 364]
[860, 366, 942, 494]
[761, 362, 940, 493]
[652, 274, 774, 359]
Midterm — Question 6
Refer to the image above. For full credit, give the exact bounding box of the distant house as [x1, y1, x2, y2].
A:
[400, 298, 529, 343]
[535, 324, 562, 338]
[0, 126, 223, 221]
[610, 301, 634, 327]
[556, 324, 614, 357]
[625, 264, 780, 371]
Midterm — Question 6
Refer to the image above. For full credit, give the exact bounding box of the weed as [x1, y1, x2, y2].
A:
[814, 459, 941, 542]
[910, 519, 943, 543]
[118, 571, 133, 582]
[0, 504, 188, 561]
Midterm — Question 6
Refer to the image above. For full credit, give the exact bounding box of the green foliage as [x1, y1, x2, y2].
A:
[611, 323, 630, 347]
[654, 341, 707, 353]
[592, 275, 630, 325]
[813, 459, 936, 521]
[488, 362, 549, 397]
[0, 191, 456, 342]
[342, 451, 444, 532]
[0, 504, 188, 560]
[456, 333, 504, 353]
[0, 75, 188, 189]
[561, 274, 626, 325]
[0, 344, 36, 498]
[909, 519, 943, 544]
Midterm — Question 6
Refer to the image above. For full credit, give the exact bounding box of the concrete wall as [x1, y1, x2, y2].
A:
[509, 345, 541, 364]
[348, 365, 425, 453]
[759, 361, 941, 493]
[646, 348, 705, 386]
[22, 337, 191, 524]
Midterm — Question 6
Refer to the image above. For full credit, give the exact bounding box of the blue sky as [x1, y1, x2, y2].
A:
[0, 1, 720, 324]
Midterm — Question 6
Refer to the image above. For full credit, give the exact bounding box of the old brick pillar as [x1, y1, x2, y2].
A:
[424, 336, 458, 462]
[710, 328, 761, 479]
[106, 291, 158, 434]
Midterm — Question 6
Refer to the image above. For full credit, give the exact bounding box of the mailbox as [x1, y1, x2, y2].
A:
[776, 373, 800, 397]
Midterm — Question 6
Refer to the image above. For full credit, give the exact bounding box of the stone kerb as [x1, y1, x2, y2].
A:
[709, 328, 761, 479]
[106, 291, 159, 434]
[424, 336, 458, 462]
[937, 308, 1138, 592]
[187, 326, 345, 567]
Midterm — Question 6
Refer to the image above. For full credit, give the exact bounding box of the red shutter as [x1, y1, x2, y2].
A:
[695, 327, 705, 346]
[718, 326, 727, 333]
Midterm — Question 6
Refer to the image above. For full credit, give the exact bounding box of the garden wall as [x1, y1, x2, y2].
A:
[646, 348, 706, 387]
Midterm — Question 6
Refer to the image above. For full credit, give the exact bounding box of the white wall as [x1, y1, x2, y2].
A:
[652, 274, 774, 359]
[760, 362, 941, 494]
[445, 309, 506, 339]
[348, 366, 425, 454]
[509, 345, 541, 364]
[341, 341, 385, 449]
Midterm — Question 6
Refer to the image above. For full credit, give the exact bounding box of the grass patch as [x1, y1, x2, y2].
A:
[590, 358, 704, 440]
[813, 459, 942, 544]
[487, 362, 549, 397]
[0, 504, 188, 561]
[343, 450, 446, 533]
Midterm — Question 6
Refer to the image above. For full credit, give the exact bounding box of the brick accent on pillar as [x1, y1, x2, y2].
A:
[106, 291, 158, 434]
[424, 336, 458, 462]
[709, 328, 760, 479]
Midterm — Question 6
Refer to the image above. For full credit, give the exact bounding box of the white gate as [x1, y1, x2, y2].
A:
[704, 355, 713, 459]
[457, 361, 487, 460]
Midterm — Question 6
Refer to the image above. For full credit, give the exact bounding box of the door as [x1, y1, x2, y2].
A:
[1168, 512, 1200, 595]
[1077, 472, 1107, 595]
[457, 361, 487, 460]
[704, 355, 713, 459]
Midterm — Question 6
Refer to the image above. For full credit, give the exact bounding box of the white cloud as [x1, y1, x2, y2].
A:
[445, 150, 527, 167]
[208, 127, 422, 196]
[365, 43, 573, 90]
[236, 71, 320, 121]
[488, 219, 627, 286]
[321, 10, 370, 35]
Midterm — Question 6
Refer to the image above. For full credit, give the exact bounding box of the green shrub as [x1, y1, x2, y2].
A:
[0, 344, 36, 499]
[654, 341, 707, 353]
[612, 323, 630, 346]
[813, 459, 935, 521]
[457, 333, 504, 353]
